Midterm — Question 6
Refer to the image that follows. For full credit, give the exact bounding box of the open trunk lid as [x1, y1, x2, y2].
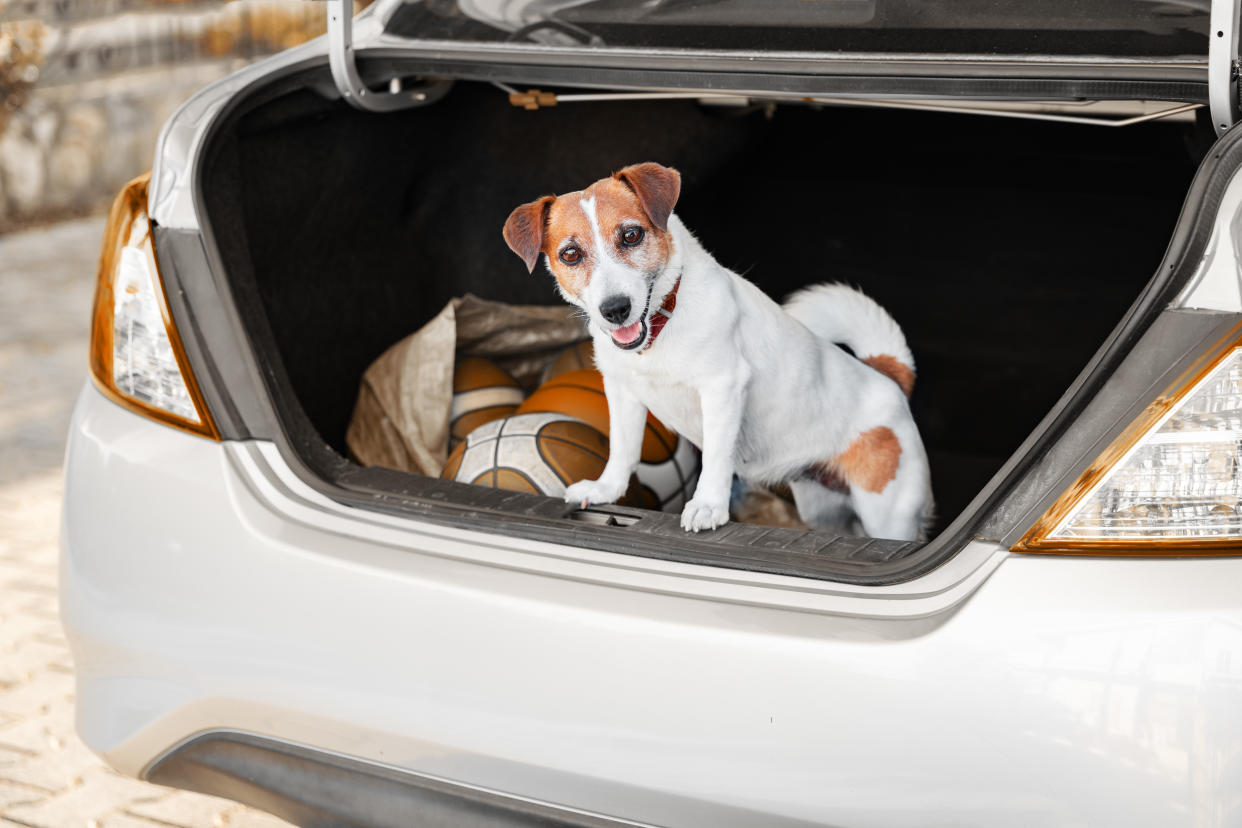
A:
[367, 0, 1222, 107]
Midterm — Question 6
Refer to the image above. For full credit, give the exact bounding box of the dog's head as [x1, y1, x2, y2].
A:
[503, 162, 681, 350]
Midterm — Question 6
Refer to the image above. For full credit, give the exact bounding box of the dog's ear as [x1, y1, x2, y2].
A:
[503, 195, 555, 273]
[614, 163, 681, 232]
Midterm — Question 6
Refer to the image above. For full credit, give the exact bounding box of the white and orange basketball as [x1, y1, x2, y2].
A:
[441, 412, 609, 496]
[516, 368, 700, 511]
[450, 357, 524, 451]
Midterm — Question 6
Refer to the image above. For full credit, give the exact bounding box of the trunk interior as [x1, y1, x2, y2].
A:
[198, 78, 1203, 548]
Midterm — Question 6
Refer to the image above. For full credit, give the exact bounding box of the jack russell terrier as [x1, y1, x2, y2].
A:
[503, 163, 933, 540]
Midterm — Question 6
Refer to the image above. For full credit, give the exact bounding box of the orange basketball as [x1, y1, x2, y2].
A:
[537, 419, 613, 489]
[541, 340, 595, 384]
[621, 478, 662, 510]
[517, 368, 678, 463]
[450, 356, 524, 450]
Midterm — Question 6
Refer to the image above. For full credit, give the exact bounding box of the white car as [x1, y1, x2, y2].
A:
[61, 0, 1242, 825]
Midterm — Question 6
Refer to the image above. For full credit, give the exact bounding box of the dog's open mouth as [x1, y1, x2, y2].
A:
[609, 284, 656, 350]
[610, 318, 648, 350]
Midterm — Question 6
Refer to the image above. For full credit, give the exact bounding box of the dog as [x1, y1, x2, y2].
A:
[502, 162, 932, 540]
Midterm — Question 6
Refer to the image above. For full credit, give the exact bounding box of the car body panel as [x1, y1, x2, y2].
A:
[62, 383, 1242, 827]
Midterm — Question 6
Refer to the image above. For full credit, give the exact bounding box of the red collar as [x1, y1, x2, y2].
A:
[640, 276, 681, 354]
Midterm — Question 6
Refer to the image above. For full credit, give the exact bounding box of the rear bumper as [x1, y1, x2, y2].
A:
[61, 382, 1242, 827]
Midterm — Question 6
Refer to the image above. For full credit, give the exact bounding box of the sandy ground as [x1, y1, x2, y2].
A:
[0, 217, 291, 827]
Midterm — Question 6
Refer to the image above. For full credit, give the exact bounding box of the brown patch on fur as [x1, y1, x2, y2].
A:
[833, 426, 902, 494]
[502, 166, 682, 294]
[502, 195, 554, 273]
[613, 163, 681, 231]
[538, 177, 673, 298]
[863, 354, 915, 397]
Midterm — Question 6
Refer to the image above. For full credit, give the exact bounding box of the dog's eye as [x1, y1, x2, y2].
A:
[621, 226, 644, 246]
[559, 247, 582, 265]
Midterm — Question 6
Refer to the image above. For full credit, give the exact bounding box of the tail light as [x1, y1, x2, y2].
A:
[1015, 324, 1242, 555]
[89, 174, 218, 439]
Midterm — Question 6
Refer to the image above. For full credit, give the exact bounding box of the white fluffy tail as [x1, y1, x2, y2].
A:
[784, 283, 915, 396]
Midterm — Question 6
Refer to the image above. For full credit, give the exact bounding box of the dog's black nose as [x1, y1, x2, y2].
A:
[599, 295, 632, 325]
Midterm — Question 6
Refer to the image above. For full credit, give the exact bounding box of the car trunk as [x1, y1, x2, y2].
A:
[195, 77, 1203, 559]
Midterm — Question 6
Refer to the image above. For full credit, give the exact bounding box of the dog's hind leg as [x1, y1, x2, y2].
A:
[845, 429, 932, 541]
[851, 488, 925, 541]
[789, 479, 861, 535]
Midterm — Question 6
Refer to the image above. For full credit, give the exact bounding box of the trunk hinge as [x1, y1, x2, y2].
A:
[326, 0, 446, 111]
[1210, 0, 1242, 136]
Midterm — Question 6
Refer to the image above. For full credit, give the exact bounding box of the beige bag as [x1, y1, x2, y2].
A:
[345, 294, 587, 476]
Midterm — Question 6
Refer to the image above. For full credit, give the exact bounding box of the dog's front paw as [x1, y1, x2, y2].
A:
[565, 478, 627, 508]
[680, 498, 730, 533]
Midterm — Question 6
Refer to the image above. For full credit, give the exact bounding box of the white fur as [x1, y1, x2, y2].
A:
[785, 283, 915, 370]
[562, 214, 933, 540]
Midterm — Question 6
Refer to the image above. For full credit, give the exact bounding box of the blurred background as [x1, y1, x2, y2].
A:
[0, 0, 342, 233]
[0, 3, 352, 826]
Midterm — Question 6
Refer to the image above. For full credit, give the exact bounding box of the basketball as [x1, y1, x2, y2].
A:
[441, 412, 610, 496]
[450, 357, 524, 450]
[637, 434, 699, 512]
[516, 368, 700, 511]
[518, 369, 674, 460]
[540, 340, 594, 384]
[439, 411, 675, 509]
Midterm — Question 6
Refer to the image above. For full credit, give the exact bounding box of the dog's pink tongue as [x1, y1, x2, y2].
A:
[611, 321, 642, 345]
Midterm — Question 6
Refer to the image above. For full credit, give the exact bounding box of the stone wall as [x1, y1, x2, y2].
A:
[0, 1, 340, 232]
